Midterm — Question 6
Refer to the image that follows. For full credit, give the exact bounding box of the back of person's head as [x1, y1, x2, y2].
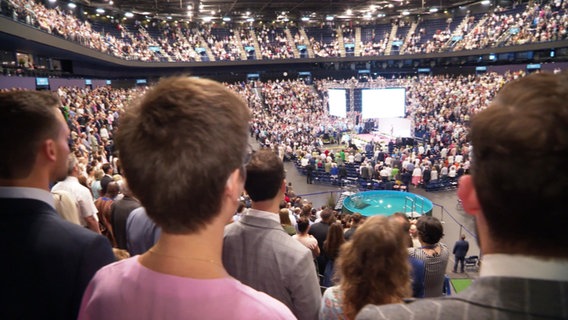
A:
[116, 76, 250, 234]
[244, 149, 285, 202]
[351, 213, 363, 226]
[0, 91, 63, 180]
[323, 222, 345, 260]
[338, 216, 411, 319]
[94, 169, 104, 181]
[469, 71, 568, 256]
[320, 207, 334, 224]
[415, 215, 444, 245]
[106, 181, 120, 199]
[297, 217, 310, 234]
[279, 209, 292, 226]
[101, 163, 112, 174]
[66, 154, 79, 176]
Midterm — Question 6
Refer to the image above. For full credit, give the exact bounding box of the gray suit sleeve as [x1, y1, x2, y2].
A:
[288, 249, 322, 320]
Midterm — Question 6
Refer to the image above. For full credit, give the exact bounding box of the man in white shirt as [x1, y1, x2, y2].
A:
[52, 155, 100, 233]
[358, 71, 568, 320]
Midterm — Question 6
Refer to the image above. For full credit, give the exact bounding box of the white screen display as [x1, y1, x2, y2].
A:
[361, 88, 406, 119]
[328, 89, 347, 118]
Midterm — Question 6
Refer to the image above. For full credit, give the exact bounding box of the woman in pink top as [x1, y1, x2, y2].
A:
[78, 77, 295, 320]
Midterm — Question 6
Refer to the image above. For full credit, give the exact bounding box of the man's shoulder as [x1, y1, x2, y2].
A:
[356, 297, 476, 320]
[357, 277, 568, 320]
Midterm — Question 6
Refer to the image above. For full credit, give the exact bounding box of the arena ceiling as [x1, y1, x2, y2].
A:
[85, 0, 501, 23]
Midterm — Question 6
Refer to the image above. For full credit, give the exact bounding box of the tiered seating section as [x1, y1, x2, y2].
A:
[3, 0, 566, 62]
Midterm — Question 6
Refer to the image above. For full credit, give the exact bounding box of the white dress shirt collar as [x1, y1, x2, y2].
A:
[245, 208, 281, 223]
[480, 254, 568, 281]
[0, 186, 55, 209]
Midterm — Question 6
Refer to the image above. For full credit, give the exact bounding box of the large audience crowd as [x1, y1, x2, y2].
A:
[2, 0, 566, 63]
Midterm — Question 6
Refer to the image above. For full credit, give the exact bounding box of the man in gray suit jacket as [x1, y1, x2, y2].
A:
[357, 72, 568, 320]
[223, 149, 321, 320]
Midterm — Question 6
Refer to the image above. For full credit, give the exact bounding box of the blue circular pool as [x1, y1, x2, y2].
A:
[342, 190, 433, 218]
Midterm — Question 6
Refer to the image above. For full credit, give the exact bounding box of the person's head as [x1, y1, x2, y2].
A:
[101, 163, 113, 175]
[105, 181, 120, 199]
[244, 149, 286, 202]
[338, 216, 411, 319]
[323, 222, 345, 260]
[279, 209, 292, 226]
[94, 169, 104, 181]
[116, 77, 250, 234]
[409, 224, 418, 237]
[415, 215, 444, 245]
[350, 212, 363, 227]
[0, 91, 69, 187]
[460, 234, 466, 241]
[297, 217, 311, 234]
[458, 71, 568, 257]
[320, 207, 334, 224]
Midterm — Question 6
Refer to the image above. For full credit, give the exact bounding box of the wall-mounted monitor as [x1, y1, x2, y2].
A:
[136, 79, 147, 84]
[85, 79, 92, 85]
[106, 80, 112, 85]
[36, 77, 49, 86]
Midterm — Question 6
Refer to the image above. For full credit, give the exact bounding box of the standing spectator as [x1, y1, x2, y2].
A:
[359, 72, 568, 320]
[452, 234, 470, 273]
[94, 181, 119, 247]
[409, 216, 450, 297]
[320, 216, 411, 320]
[310, 208, 335, 277]
[110, 180, 141, 251]
[79, 77, 294, 319]
[292, 217, 320, 258]
[99, 163, 113, 195]
[125, 207, 161, 256]
[223, 150, 321, 320]
[343, 212, 363, 241]
[322, 223, 346, 287]
[52, 155, 101, 234]
[0, 91, 114, 320]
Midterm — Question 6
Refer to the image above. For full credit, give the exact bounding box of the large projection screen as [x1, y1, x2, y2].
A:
[328, 89, 347, 118]
[361, 88, 406, 119]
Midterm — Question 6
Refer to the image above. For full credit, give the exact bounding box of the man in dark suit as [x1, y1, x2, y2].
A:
[100, 162, 114, 195]
[452, 234, 469, 273]
[110, 179, 141, 250]
[357, 72, 568, 319]
[309, 207, 334, 276]
[0, 91, 115, 320]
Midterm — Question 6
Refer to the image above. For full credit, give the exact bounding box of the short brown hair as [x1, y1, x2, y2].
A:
[0, 91, 61, 179]
[338, 216, 411, 319]
[116, 77, 250, 234]
[244, 149, 285, 202]
[470, 71, 568, 256]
